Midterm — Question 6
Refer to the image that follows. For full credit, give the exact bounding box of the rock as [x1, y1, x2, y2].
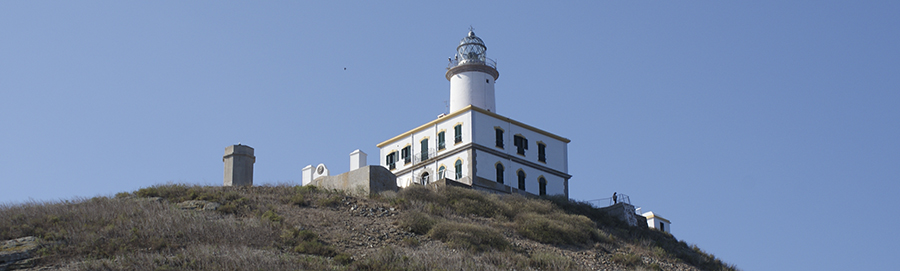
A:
[202, 202, 221, 211]
[0, 236, 40, 270]
[176, 200, 220, 211]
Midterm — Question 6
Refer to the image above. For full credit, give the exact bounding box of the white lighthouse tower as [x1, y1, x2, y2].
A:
[446, 30, 500, 113]
[379, 30, 570, 197]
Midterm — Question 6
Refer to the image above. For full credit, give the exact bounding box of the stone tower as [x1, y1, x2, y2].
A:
[223, 144, 255, 186]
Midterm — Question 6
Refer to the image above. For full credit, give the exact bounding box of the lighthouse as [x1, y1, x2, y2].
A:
[379, 30, 571, 197]
[446, 30, 500, 113]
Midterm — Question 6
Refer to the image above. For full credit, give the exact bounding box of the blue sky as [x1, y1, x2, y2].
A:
[2, 1, 898, 270]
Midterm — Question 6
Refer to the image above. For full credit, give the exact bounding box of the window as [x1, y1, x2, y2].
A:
[455, 159, 463, 180]
[420, 139, 429, 161]
[401, 146, 411, 164]
[421, 172, 430, 185]
[514, 135, 528, 156]
[386, 152, 397, 170]
[495, 128, 504, 148]
[517, 170, 526, 191]
[659, 222, 665, 232]
[537, 142, 546, 163]
[438, 166, 446, 179]
[438, 131, 446, 150]
[454, 124, 462, 143]
[495, 163, 504, 184]
[538, 177, 547, 196]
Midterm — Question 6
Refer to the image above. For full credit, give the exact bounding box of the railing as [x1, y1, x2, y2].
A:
[447, 57, 497, 69]
[414, 175, 430, 185]
[413, 148, 438, 165]
[392, 148, 449, 172]
[587, 193, 632, 208]
[412, 169, 462, 185]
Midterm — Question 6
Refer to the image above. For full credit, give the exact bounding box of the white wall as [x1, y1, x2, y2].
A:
[449, 71, 496, 113]
[473, 151, 565, 195]
[471, 110, 568, 174]
[379, 111, 472, 174]
[379, 107, 569, 196]
[643, 213, 671, 233]
[394, 150, 472, 188]
[649, 218, 671, 233]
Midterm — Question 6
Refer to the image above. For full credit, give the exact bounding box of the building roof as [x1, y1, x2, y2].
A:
[642, 211, 671, 223]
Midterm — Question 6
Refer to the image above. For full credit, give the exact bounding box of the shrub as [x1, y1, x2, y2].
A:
[334, 253, 353, 265]
[280, 228, 336, 257]
[529, 251, 581, 270]
[514, 212, 598, 247]
[349, 246, 416, 270]
[280, 228, 319, 247]
[397, 185, 440, 204]
[295, 185, 318, 195]
[443, 187, 500, 218]
[427, 221, 508, 252]
[401, 237, 420, 247]
[288, 194, 307, 207]
[76, 244, 333, 270]
[261, 210, 284, 223]
[398, 211, 437, 235]
[114, 192, 131, 198]
[216, 196, 249, 215]
[134, 184, 192, 201]
[294, 240, 336, 257]
[496, 195, 555, 220]
[480, 251, 530, 270]
[317, 195, 342, 207]
[651, 246, 669, 259]
[0, 195, 281, 267]
[611, 253, 642, 266]
[424, 202, 448, 216]
[450, 197, 499, 218]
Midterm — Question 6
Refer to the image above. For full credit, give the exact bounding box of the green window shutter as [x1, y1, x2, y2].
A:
[421, 139, 429, 161]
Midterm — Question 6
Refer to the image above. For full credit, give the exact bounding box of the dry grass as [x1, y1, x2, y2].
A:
[397, 210, 437, 235]
[74, 245, 335, 271]
[346, 246, 584, 271]
[393, 186, 603, 247]
[514, 212, 599, 247]
[0, 196, 280, 263]
[0, 184, 339, 269]
[1, 183, 738, 271]
[427, 221, 509, 252]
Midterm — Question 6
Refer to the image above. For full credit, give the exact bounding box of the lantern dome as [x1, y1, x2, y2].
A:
[457, 30, 487, 64]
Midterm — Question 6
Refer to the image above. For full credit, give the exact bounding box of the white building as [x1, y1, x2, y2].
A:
[377, 30, 571, 197]
[642, 211, 671, 233]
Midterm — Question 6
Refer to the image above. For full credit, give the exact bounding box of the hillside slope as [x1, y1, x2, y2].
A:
[0, 184, 737, 271]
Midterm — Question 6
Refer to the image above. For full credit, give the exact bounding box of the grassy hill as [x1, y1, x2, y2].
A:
[1, 184, 738, 270]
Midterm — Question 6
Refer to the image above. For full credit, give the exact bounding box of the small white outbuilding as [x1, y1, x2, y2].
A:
[642, 211, 671, 233]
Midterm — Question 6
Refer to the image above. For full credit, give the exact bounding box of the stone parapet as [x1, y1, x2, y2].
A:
[598, 202, 649, 228]
[311, 166, 398, 196]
